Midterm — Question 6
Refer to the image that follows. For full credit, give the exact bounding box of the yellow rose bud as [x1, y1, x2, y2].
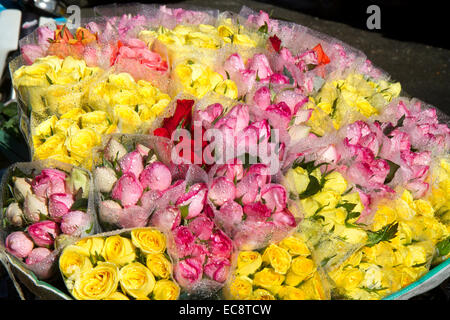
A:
[312, 190, 340, 210]
[278, 286, 307, 300]
[72, 262, 119, 300]
[323, 171, 348, 194]
[146, 254, 172, 279]
[119, 262, 156, 299]
[105, 291, 129, 300]
[285, 270, 304, 287]
[335, 268, 364, 290]
[114, 106, 142, 133]
[214, 79, 238, 100]
[250, 289, 276, 300]
[102, 235, 136, 266]
[153, 280, 180, 300]
[33, 133, 66, 160]
[253, 268, 285, 292]
[59, 245, 92, 279]
[278, 236, 311, 256]
[290, 256, 316, 282]
[65, 128, 101, 160]
[60, 107, 86, 121]
[236, 251, 262, 276]
[34, 115, 58, 138]
[414, 199, 434, 217]
[262, 244, 292, 275]
[285, 167, 310, 196]
[80, 111, 111, 134]
[131, 228, 166, 254]
[229, 276, 253, 299]
[76, 237, 105, 256]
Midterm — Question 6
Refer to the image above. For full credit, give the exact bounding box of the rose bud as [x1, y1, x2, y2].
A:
[48, 193, 75, 221]
[111, 172, 143, 207]
[243, 202, 272, 222]
[61, 210, 91, 236]
[204, 257, 231, 283]
[99, 200, 122, 226]
[136, 144, 150, 157]
[25, 247, 52, 265]
[28, 220, 60, 247]
[140, 189, 162, 210]
[208, 176, 236, 207]
[119, 205, 150, 228]
[150, 206, 181, 232]
[235, 174, 259, 205]
[13, 177, 32, 200]
[272, 208, 297, 227]
[174, 257, 203, 289]
[208, 230, 233, 259]
[191, 244, 209, 265]
[94, 167, 117, 193]
[119, 150, 144, 178]
[66, 168, 90, 198]
[173, 226, 195, 258]
[104, 138, 127, 161]
[187, 215, 214, 241]
[175, 183, 208, 219]
[32, 169, 67, 198]
[5, 231, 34, 259]
[215, 159, 244, 182]
[217, 200, 244, 231]
[24, 194, 48, 223]
[246, 164, 271, 188]
[260, 184, 287, 213]
[247, 54, 273, 80]
[5, 202, 24, 227]
[196, 103, 224, 124]
[253, 86, 271, 110]
[139, 162, 172, 191]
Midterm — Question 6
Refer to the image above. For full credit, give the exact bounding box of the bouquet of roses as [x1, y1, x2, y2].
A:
[0, 159, 96, 279]
[59, 227, 180, 300]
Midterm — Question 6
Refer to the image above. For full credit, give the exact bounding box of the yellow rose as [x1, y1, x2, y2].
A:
[300, 198, 320, 218]
[65, 128, 101, 160]
[250, 289, 276, 300]
[153, 280, 180, 300]
[277, 286, 307, 300]
[341, 192, 364, 214]
[285, 167, 310, 196]
[262, 244, 292, 274]
[290, 256, 316, 281]
[80, 111, 111, 134]
[278, 236, 311, 256]
[76, 237, 105, 256]
[60, 107, 86, 121]
[114, 106, 142, 134]
[72, 262, 119, 300]
[131, 228, 166, 254]
[253, 268, 285, 292]
[323, 171, 348, 194]
[236, 251, 262, 276]
[333, 267, 364, 290]
[311, 190, 340, 210]
[285, 271, 304, 287]
[371, 204, 397, 231]
[414, 199, 434, 217]
[34, 115, 58, 138]
[119, 262, 156, 299]
[102, 235, 136, 266]
[59, 245, 92, 279]
[300, 272, 329, 300]
[54, 118, 79, 135]
[146, 254, 172, 279]
[33, 133, 66, 160]
[105, 291, 129, 300]
[213, 79, 238, 100]
[228, 276, 253, 299]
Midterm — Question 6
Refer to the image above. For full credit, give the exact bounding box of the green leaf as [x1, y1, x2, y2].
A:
[336, 202, 357, 213]
[361, 286, 388, 294]
[298, 175, 322, 199]
[436, 236, 450, 256]
[179, 205, 190, 220]
[320, 254, 336, 267]
[45, 73, 54, 85]
[329, 98, 338, 119]
[258, 21, 268, 34]
[366, 222, 399, 247]
[282, 66, 294, 85]
[383, 159, 400, 184]
[383, 114, 405, 136]
[70, 198, 88, 212]
[225, 70, 230, 80]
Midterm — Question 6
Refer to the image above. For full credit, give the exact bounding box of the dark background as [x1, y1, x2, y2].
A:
[0, 0, 449, 300]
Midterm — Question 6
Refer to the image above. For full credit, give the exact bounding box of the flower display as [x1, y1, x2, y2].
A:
[59, 228, 180, 300]
[4, 4, 450, 300]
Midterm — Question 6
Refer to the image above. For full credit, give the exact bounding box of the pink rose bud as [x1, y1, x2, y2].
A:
[136, 144, 150, 157]
[227, 104, 250, 134]
[32, 169, 67, 198]
[260, 184, 287, 213]
[224, 53, 245, 73]
[104, 139, 127, 161]
[173, 226, 195, 258]
[215, 159, 244, 182]
[140, 189, 162, 210]
[272, 208, 297, 227]
[48, 193, 75, 221]
[204, 257, 231, 283]
[187, 215, 214, 241]
[318, 144, 340, 164]
[197, 103, 224, 124]
[37, 26, 53, 48]
[28, 221, 59, 247]
[25, 247, 52, 265]
[99, 200, 122, 226]
[253, 86, 271, 110]
[217, 200, 244, 232]
[13, 177, 32, 200]
[94, 167, 118, 193]
[274, 90, 308, 114]
[119, 150, 144, 179]
[24, 194, 48, 223]
[266, 102, 292, 127]
[208, 230, 233, 259]
[21, 45, 45, 65]
[247, 53, 273, 80]
[246, 164, 271, 188]
[5, 202, 24, 227]
[175, 183, 208, 219]
[5, 231, 34, 259]
[61, 210, 91, 236]
[174, 257, 203, 289]
[269, 73, 290, 84]
[243, 202, 272, 222]
[208, 176, 236, 207]
[112, 172, 143, 207]
[119, 205, 150, 228]
[139, 162, 172, 191]
[235, 174, 259, 205]
[151, 205, 181, 232]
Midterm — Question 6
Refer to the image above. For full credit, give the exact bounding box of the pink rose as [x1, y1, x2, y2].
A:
[246, 164, 271, 188]
[25, 247, 52, 265]
[61, 211, 91, 236]
[5, 231, 34, 259]
[265, 102, 292, 128]
[272, 209, 297, 227]
[260, 184, 287, 213]
[173, 226, 195, 258]
[48, 193, 75, 221]
[174, 257, 203, 289]
[187, 215, 214, 241]
[204, 257, 231, 283]
[235, 174, 259, 205]
[253, 86, 271, 110]
[140, 189, 162, 210]
[175, 183, 208, 219]
[112, 172, 143, 207]
[208, 230, 233, 259]
[32, 169, 67, 199]
[28, 221, 59, 247]
[274, 89, 308, 114]
[21, 45, 45, 65]
[139, 162, 172, 191]
[243, 202, 272, 222]
[215, 104, 249, 135]
[191, 244, 208, 265]
[247, 54, 273, 80]
[99, 200, 122, 226]
[224, 53, 245, 73]
[215, 159, 244, 182]
[268, 73, 290, 84]
[119, 150, 144, 179]
[119, 205, 150, 228]
[196, 103, 224, 124]
[208, 176, 236, 207]
[151, 206, 181, 232]
[217, 200, 244, 233]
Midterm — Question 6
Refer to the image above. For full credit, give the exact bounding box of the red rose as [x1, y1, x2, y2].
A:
[269, 35, 282, 53]
[312, 43, 330, 66]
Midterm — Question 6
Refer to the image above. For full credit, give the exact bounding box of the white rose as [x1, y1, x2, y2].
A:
[24, 194, 48, 222]
[94, 167, 117, 193]
[288, 124, 310, 145]
[13, 177, 32, 200]
[6, 202, 24, 227]
[104, 139, 127, 162]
